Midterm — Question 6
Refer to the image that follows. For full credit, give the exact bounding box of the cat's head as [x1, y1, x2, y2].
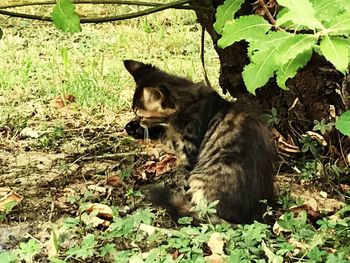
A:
[124, 60, 211, 127]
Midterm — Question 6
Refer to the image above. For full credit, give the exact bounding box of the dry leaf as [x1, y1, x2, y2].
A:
[319, 191, 328, 198]
[204, 254, 228, 263]
[47, 228, 59, 258]
[54, 94, 75, 109]
[340, 184, 350, 193]
[207, 232, 226, 255]
[272, 128, 300, 154]
[142, 154, 178, 177]
[288, 237, 310, 254]
[87, 185, 107, 194]
[261, 241, 283, 263]
[85, 203, 113, 220]
[80, 203, 114, 227]
[19, 127, 42, 139]
[0, 191, 23, 211]
[289, 204, 321, 223]
[171, 250, 179, 260]
[273, 220, 286, 235]
[106, 173, 122, 187]
[305, 131, 327, 146]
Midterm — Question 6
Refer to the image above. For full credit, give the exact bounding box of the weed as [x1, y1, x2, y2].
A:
[261, 107, 280, 128]
[313, 120, 335, 135]
[300, 135, 320, 156]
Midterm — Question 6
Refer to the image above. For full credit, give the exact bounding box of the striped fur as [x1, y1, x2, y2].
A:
[124, 60, 275, 224]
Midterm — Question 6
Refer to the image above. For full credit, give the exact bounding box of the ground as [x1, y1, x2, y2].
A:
[0, 2, 349, 263]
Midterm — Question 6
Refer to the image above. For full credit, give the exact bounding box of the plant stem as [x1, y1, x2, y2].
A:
[257, 0, 276, 25]
[0, 0, 193, 23]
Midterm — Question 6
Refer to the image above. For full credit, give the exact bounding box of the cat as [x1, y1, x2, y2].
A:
[124, 59, 275, 224]
[125, 118, 165, 140]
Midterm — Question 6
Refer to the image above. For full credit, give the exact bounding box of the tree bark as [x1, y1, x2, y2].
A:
[190, 0, 350, 152]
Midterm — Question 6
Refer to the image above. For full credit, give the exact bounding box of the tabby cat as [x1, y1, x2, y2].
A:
[124, 60, 275, 224]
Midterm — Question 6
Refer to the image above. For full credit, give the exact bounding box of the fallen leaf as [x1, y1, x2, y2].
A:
[54, 94, 75, 109]
[19, 127, 42, 139]
[319, 191, 328, 198]
[47, 227, 59, 258]
[272, 128, 300, 155]
[207, 232, 226, 255]
[171, 250, 179, 260]
[87, 185, 107, 194]
[273, 220, 286, 235]
[288, 237, 310, 254]
[142, 154, 178, 177]
[261, 241, 283, 263]
[340, 184, 350, 193]
[85, 203, 113, 221]
[0, 191, 23, 211]
[289, 204, 321, 223]
[305, 131, 327, 146]
[204, 254, 228, 263]
[79, 203, 114, 228]
[106, 175, 122, 187]
[0, 187, 12, 196]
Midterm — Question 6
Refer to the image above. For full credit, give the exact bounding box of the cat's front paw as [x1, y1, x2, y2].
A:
[125, 120, 145, 139]
[125, 119, 165, 140]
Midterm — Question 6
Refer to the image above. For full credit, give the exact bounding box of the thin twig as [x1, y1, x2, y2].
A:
[0, 0, 192, 23]
[80, 152, 147, 161]
[257, 0, 275, 25]
[200, 25, 212, 88]
[0, 0, 193, 10]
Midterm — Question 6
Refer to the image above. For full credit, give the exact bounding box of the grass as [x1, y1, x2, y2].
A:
[0, 3, 349, 263]
[0, 6, 219, 127]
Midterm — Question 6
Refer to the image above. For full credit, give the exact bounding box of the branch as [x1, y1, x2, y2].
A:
[0, 0, 193, 23]
[257, 0, 276, 25]
[0, 0, 192, 10]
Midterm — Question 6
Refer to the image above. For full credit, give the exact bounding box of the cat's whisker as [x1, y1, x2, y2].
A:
[143, 126, 150, 144]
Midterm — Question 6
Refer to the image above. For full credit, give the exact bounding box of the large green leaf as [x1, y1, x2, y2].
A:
[335, 0, 350, 11]
[276, 0, 324, 30]
[326, 12, 350, 36]
[310, 0, 345, 24]
[335, 110, 350, 136]
[276, 49, 313, 89]
[242, 48, 277, 94]
[275, 34, 317, 66]
[52, 0, 81, 33]
[319, 36, 349, 74]
[214, 0, 245, 34]
[218, 15, 271, 48]
[249, 31, 292, 53]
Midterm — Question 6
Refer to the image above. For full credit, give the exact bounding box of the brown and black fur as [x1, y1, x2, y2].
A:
[124, 60, 275, 224]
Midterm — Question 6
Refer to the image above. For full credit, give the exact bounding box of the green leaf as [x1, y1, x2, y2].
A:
[319, 36, 349, 74]
[326, 12, 350, 35]
[275, 34, 317, 66]
[336, 110, 350, 136]
[251, 31, 292, 51]
[276, 0, 324, 29]
[218, 15, 271, 48]
[276, 49, 313, 89]
[310, 0, 345, 24]
[214, 0, 245, 34]
[52, 0, 81, 33]
[242, 47, 277, 94]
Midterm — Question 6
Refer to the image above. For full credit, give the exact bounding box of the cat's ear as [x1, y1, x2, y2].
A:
[143, 87, 163, 105]
[124, 60, 143, 74]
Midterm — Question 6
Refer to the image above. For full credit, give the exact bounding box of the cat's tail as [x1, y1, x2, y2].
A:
[148, 186, 192, 219]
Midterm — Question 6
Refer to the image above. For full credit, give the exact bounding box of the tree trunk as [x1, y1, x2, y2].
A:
[190, 0, 350, 153]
